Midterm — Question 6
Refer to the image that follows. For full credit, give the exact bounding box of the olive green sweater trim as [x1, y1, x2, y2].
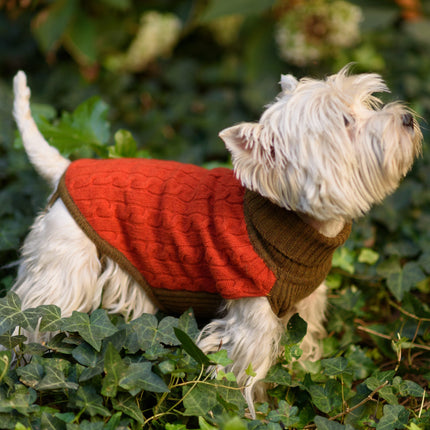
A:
[243, 191, 352, 317]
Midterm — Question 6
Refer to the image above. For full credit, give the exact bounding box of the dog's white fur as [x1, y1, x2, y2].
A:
[12, 68, 422, 416]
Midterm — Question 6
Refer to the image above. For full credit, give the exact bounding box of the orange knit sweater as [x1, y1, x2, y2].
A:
[53, 158, 351, 318]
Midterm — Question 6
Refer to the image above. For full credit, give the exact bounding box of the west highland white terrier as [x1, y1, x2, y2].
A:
[12, 67, 422, 416]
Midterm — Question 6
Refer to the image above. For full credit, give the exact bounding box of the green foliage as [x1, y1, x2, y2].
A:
[1, 0, 430, 428]
[0, 292, 249, 428]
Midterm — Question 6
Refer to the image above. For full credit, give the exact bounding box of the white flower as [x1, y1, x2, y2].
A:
[275, 0, 362, 66]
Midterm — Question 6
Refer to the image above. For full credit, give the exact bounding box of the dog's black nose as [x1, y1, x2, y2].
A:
[402, 113, 414, 128]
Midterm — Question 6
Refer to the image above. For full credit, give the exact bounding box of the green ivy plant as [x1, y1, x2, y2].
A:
[0, 94, 428, 429]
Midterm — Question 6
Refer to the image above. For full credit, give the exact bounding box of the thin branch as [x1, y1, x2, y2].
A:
[303, 381, 389, 429]
[329, 381, 390, 422]
[357, 325, 430, 352]
[388, 299, 430, 322]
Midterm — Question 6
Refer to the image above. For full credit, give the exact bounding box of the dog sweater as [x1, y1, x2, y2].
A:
[52, 158, 351, 319]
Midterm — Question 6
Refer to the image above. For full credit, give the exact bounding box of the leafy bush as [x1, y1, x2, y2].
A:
[0, 286, 428, 429]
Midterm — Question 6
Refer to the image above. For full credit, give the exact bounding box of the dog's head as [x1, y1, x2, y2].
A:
[220, 66, 422, 221]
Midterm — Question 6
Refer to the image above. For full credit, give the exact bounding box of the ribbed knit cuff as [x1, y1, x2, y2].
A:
[244, 191, 351, 269]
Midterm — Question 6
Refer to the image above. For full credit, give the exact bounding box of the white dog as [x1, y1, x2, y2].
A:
[12, 67, 422, 416]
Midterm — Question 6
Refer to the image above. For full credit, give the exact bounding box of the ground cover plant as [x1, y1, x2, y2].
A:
[0, 0, 429, 428]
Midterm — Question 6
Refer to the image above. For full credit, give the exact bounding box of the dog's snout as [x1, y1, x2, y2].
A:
[402, 113, 414, 128]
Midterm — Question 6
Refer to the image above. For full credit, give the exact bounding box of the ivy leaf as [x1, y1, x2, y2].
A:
[377, 258, 426, 300]
[207, 349, 233, 367]
[177, 308, 200, 340]
[62, 309, 117, 351]
[119, 362, 169, 395]
[384, 241, 420, 258]
[38, 305, 63, 333]
[332, 247, 355, 274]
[182, 382, 218, 416]
[102, 342, 127, 397]
[108, 130, 139, 158]
[0, 292, 33, 335]
[46, 333, 76, 355]
[365, 371, 395, 391]
[393, 378, 425, 397]
[284, 313, 308, 345]
[267, 401, 301, 427]
[376, 404, 409, 430]
[217, 380, 246, 415]
[198, 417, 220, 430]
[418, 253, 430, 274]
[112, 393, 144, 425]
[308, 385, 331, 413]
[65, 8, 97, 65]
[388, 262, 426, 300]
[123, 313, 158, 354]
[75, 386, 111, 417]
[23, 342, 48, 357]
[0, 384, 38, 416]
[321, 357, 349, 376]
[40, 412, 68, 429]
[157, 316, 180, 346]
[37, 97, 110, 157]
[37, 358, 79, 391]
[358, 248, 380, 265]
[72, 342, 100, 368]
[72, 341, 106, 382]
[264, 363, 292, 386]
[16, 357, 44, 389]
[314, 416, 354, 429]
[32, 0, 78, 52]
[345, 346, 377, 379]
[0, 333, 27, 350]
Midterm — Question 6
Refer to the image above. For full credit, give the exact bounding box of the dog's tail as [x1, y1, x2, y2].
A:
[13, 71, 70, 188]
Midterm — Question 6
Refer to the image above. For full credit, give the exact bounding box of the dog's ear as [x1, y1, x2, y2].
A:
[219, 123, 276, 167]
[280, 74, 298, 93]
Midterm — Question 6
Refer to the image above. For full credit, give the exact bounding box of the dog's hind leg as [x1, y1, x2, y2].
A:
[98, 258, 157, 320]
[12, 197, 157, 341]
[13, 200, 103, 319]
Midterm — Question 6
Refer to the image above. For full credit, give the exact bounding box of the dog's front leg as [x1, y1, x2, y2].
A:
[198, 297, 284, 417]
[290, 283, 328, 360]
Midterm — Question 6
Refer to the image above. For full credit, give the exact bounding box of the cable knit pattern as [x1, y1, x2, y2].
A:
[53, 158, 351, 318]
[56, 159, 276, 315]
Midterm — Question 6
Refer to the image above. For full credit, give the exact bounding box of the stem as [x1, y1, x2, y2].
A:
[329, 381, 390, 422]
[143, 364, 207, 426]
[388, 299, 430, 322]
[303, 381, 390, 429]
[357, 325, 430, 351]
